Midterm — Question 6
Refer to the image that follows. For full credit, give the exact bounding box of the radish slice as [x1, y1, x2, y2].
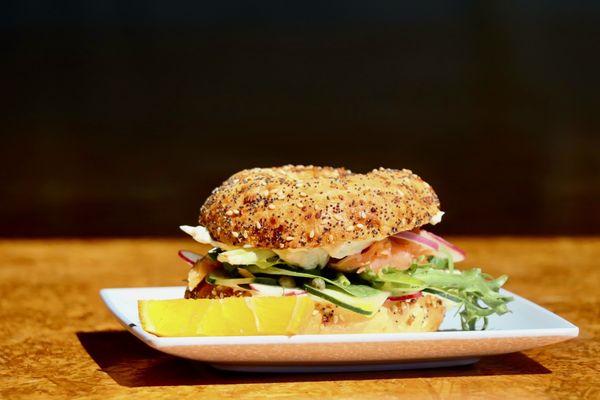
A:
[388, 291, 423, 301]
[178, 250, 203, 266]
[393, 231, 440, 251]
[249, 283, 307, 296]
[419, 230, 466, 262]
[283, 290, 307, 296]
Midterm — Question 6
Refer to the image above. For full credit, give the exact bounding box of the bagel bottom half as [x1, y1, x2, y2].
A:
[300, 295, 446, 334]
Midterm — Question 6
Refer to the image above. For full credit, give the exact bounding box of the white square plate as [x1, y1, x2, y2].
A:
[100, 287, 578, 373]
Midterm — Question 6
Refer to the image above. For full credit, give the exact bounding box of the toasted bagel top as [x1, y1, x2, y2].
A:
[199, 165, 440, 249]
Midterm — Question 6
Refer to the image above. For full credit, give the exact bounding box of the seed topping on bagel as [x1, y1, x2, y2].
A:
[199, 165, 440, 249]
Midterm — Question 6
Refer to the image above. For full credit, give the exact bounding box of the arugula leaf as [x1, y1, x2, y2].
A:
[409, 260, 512, 330]
[340, 284, 385, 297]
[358, 255, 511, 330]
[360, 268, 425, 291]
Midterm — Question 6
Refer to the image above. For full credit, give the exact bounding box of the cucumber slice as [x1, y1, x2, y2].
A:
[303, 285, 389, 316]
[206, 273, 276, 287]
[206, 274, 254, 286]
[253, 277, 279, 285]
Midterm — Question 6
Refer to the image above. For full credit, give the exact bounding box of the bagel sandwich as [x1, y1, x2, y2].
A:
[177, 165, 512, 334]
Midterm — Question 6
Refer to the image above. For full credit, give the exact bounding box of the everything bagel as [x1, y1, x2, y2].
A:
[199, 165, 441, 249]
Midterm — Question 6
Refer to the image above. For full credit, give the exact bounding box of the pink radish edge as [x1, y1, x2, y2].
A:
[388, 291, 423, 301]
[177, 250, 203, 266]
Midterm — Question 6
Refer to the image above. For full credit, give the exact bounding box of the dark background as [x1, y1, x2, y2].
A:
[2, 2, 599, 237]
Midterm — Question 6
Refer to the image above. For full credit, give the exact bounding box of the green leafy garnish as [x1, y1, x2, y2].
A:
[361, 256, 512, 330]
[360, 269, 425, 293]
[419, 263, 512, 330]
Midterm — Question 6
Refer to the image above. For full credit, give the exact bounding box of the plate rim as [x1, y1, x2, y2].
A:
[100, 286, 579, 349]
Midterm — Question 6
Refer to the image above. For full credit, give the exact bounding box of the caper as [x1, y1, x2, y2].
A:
[278, 276, 296, 288]
[309, 277, 326, 290]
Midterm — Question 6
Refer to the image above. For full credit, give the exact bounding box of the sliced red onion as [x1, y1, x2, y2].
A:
[419, 230, 466, 262]
[388, 291, 423, 301]
[177, 250, 203, 266]
[393, 231, 440, 251]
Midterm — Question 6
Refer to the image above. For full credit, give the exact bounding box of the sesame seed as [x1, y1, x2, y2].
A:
[225, 210, 233, 216]
[300, 191, 308, 197]
[296, 202, 304, 208]
[359, 211, 366, 219]
[256, 222, 262, 229]
[233, 209, 240, 215]
[268, 204, 276, 210]
[334, 214, 344, 221]
[242, 231, 248, 238]
[279, 243, 285, 248]
[356, 223, 364, 229]
[285, 236, 294, 241]
[309, 230, 315, 238]
[243, 244, 252, 248]
[232, 231, 239, 238]
[262, 190, 269, 197]
[346, 225, 355, 231]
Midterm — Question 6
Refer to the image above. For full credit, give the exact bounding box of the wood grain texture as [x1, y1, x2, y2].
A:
[0, 238, 598, 400]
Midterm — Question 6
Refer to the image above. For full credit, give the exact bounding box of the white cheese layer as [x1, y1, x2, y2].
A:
[180, 225, 236, 250]
[180, 225, 373, 269]
[429, 211, 444, 225]
[273, 248, 330, 269]
[180, 211, 442, 269]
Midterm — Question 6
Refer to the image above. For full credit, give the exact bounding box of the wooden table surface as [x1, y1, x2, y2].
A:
[1, 238, 599, 399]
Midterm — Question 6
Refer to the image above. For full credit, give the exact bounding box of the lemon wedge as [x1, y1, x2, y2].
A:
[138, 296, 315, 336]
